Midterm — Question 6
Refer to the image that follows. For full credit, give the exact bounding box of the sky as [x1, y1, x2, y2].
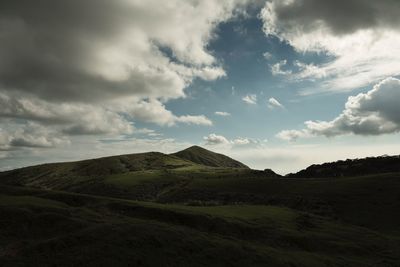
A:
[1, 0, 400, 174]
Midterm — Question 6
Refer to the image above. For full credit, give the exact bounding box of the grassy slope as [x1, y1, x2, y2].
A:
[172, 146, 249, 168]
[0, 155, 269, 202]
[0, 151, 198, 190]
[161, 173, 400, 234]
[1, 158, 399, 235]
[1, 149, 400, 266]
[1, 185, 399, 267]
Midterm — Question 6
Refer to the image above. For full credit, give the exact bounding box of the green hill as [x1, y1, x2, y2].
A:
[172, 145, 249, 168]
[0, 151, 195, 179]
[1, 147, 400, 266]
[0, 147, 265, 201]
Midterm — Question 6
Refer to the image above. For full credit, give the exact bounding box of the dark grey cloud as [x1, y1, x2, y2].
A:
[0, 0, 183, 102]
[0, 122, 69, 149]
[0, 0, 244, 151]
[0, 93, 134, 135]
[0, 0, 241, 103]
[266, 0, 400, 36]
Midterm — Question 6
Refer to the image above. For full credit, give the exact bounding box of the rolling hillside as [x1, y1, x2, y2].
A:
[1, 147, 400, 266]
[0, 151, 195, 179]
[0, 147, 262, 201]
[172, 145, 249, 168]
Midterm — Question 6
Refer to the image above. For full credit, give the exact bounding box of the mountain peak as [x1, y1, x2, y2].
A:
[185, 145, 203, 150]
[172, 146, 249, 169]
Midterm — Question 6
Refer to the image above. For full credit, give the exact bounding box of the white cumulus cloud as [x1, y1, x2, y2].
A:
[203, 134, 265, 148]
[203, 134, 231, 145]
[261, 0, 400, 93]
[242, 94, 257, 105]
[270, 60, 292, 76]
[268, 97, 284, 109]
[277, 77, 400, 140]
[215, 111, 231, 116]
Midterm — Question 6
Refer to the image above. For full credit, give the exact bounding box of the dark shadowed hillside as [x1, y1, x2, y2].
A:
[172, 145, 249, 168]
[1, 148, 400, 266]
[287, 155, 400, 178]
[1, 185, 399, 267]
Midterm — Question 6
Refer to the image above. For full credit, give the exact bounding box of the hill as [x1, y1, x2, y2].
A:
[172, 145, 249, 168]
[1, 148, 400, 266]
[0, 146, 268, 201]
[287, 155, 400, 178]
[1, 151, 195, 178]
[0, 149, 399, 234]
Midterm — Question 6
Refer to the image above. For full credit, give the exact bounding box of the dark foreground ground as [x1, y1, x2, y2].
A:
[1, 175, 400, 267]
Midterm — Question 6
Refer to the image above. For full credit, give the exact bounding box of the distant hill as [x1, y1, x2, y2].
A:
[287, 155, 400, 178]
[0, 146, 258, 200]
[0, 151, 195, 184]
[172, 146, 249, 169]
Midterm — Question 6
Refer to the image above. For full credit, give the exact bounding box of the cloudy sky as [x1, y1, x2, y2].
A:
[1, 0, 400, 174]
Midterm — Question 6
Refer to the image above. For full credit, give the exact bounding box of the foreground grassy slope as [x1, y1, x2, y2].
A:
[1, 185, 399, 267]
[160, 173, 400, 234]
